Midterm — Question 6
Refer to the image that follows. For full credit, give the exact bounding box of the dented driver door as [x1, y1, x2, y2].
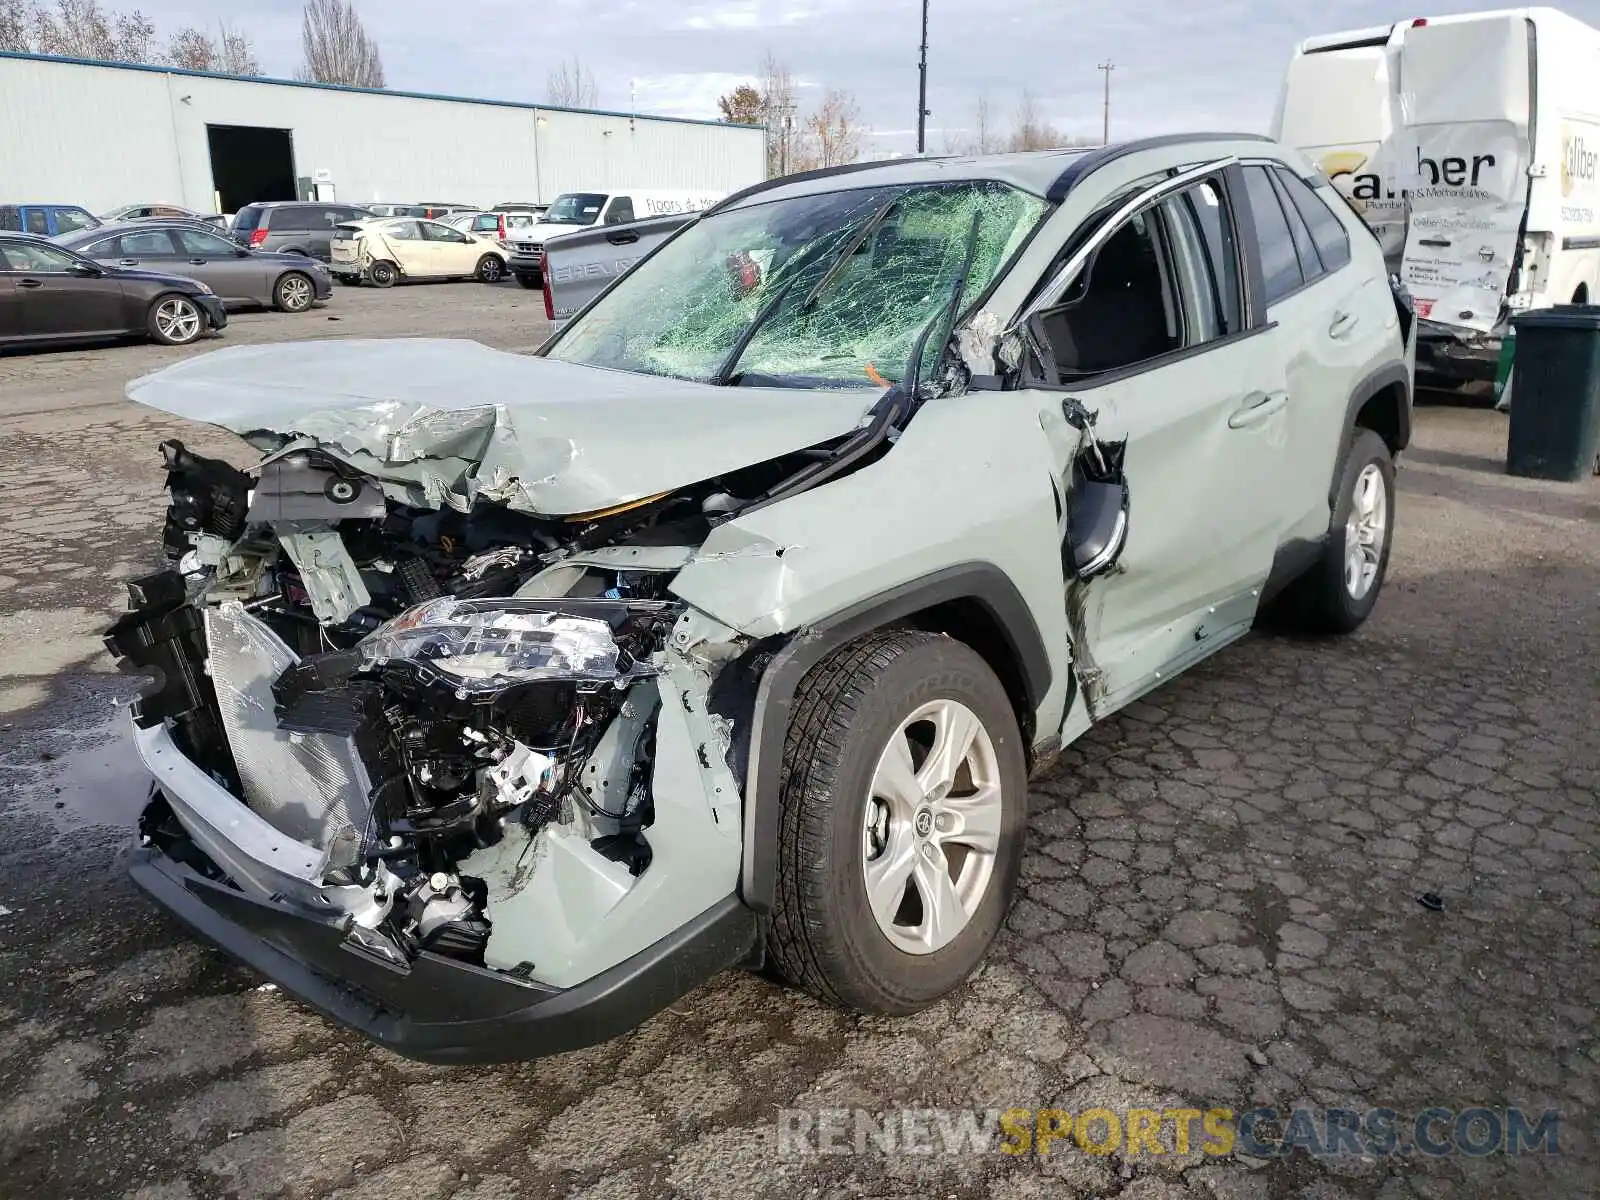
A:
[1018, 164, 1293, 720]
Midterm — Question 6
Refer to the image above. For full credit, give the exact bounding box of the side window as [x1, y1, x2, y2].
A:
[54, 208, 97, 233]
[176, 229, 235, 256]
[604, 195, 636, 225]
[25, 210, 49, 235]
[420, 221, 468, 242]
[1273, 167, 1352, 273]
[1029, 176, 1245, 382]
[1242, 166, 1303, 305]
[0, 207, 21, 231]
[1267, 169, 1324, 286]
[385, 221, 422, 241]
[117, 230, 178, 257]
[4, 242, 79, 272]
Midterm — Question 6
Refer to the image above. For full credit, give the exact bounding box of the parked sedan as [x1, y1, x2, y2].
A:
[0, 233, 226, 348]
[57, 222, 332, 313]
[101, 204, 228, 230]
[329, 217, 509, 286]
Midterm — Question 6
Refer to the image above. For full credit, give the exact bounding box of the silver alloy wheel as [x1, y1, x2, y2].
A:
[861, 699, 1003, 956]
[279, 274, 313, 310]
[480, 255, 504, 281]
[1344, 462, 1388, 600]
[155, 298, 201, 343]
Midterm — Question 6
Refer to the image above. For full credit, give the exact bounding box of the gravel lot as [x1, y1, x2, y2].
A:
[0, 282, 1596, 1200]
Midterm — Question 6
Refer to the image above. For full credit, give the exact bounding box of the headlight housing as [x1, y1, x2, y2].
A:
[357, 598, 654, 694]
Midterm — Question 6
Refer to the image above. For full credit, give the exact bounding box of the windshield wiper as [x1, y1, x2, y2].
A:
[794, 194, 900, 316]
[712, 192, 897, 386]
[903, 209, 984, 399]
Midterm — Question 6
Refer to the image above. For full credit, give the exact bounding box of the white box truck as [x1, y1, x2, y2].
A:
[1273, 8, 1600, 384]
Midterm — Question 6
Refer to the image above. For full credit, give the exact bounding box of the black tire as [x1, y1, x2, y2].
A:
[515, 273, 541, 290]
[368, 260, 398, 288]
[765, 628, 1027, 1014]
[146, 294, 206, 346]
[476, 254, 506, 283]
[273, 271, 315, 312]
[1278, 427, 1396, 634]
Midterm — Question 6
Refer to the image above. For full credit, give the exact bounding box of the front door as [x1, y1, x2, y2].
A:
[172, 226, 264, 304]
[3, 241, 128, 336]
[1018, 164, 1292, 717]
[419, 220, 477, 275]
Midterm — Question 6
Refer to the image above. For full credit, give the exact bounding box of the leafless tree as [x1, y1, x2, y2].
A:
[803, 88, 865, 169]
[760, 53, 801, 176]
[945, 94, 1003, 155]
[23, 0, 154, 61]
[0, 0, 32, 51]
[162, 21, 259, 74]
[1006, 89, 1066, 152]
[298, 0, 384, 89]
[547, 56, 598, 108]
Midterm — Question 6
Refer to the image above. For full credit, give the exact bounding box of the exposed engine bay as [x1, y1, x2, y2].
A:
[106, 434, 805, 984]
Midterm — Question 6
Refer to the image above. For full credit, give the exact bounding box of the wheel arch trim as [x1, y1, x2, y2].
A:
[738, 562, 1052, 913]
[1332, 361, 1411, 509]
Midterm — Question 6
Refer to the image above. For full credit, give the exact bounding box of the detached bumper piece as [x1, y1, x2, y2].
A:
[132, 803, 758, 1064]
[198, 295, 229, 331]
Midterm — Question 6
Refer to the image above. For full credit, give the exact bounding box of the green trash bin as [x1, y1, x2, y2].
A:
[1505, 305, 1600, 481]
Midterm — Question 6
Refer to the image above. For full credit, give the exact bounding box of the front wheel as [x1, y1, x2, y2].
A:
[274, 271, 315, 312]
[1278, 427, 1396, 633]
[476, 254, 506, 283]
[368, 260, 398, 288]
[765, 628, 1027, 1014]
[147, 295, 205, 345]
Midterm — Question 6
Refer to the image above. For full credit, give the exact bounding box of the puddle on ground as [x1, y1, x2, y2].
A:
[0, 699, 147, 840]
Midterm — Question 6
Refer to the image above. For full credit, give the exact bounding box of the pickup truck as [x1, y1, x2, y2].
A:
[535, 213, 692, 322]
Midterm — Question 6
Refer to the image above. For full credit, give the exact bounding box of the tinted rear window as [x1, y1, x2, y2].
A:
[269, 207, 317, 231]
[232, 206, 262, 232]
[0, 207, 18, 231]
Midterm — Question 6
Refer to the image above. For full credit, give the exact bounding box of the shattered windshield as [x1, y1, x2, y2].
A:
[543, 193, 607, 226]
[544, 181, 1048, 388]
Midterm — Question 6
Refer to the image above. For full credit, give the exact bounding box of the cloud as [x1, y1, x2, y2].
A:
[110, 0, 1600, 153]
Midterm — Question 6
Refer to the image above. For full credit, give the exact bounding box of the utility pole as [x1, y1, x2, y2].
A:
[916, 0, 930, 155]
[1098, 60, 1115, 145]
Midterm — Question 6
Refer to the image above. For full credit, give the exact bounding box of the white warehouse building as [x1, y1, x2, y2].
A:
[0, 51, 767, 215]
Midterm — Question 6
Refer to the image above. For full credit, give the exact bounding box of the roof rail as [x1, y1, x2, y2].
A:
[1045, 131, 1276, 201]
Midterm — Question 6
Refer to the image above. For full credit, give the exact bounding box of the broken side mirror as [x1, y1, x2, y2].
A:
[1061, 398, 1130, 580]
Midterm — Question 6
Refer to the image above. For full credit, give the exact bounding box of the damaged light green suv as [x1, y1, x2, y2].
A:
[109, 134, 1415, 1063]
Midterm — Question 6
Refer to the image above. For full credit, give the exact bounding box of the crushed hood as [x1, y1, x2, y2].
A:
[126, 339, 875, 516]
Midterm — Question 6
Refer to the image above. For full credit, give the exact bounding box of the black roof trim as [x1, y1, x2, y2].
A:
[704, 158, 957, 216]
[1045, 132, 1277, 202]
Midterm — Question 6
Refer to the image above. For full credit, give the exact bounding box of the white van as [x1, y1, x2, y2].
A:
[506, 189, 722, 289]
[1273, 8, 1600, 383]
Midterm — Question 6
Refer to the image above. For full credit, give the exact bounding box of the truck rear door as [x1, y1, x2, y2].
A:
[1397, 14, 1533, 331]
[541, 213, 693, 323]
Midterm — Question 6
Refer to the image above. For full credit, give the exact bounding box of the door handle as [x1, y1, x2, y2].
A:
[606, 231, 640, 245]
[1418, 237, 1451, 248]
[189, 258, 208, 265]
[17, 278, 42, 289]
[1329, 310, 1359, 338]
[119, 259, 138, 266]
[1228, 390, 1288, 429]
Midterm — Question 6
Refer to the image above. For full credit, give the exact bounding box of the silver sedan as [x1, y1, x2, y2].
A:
[54, 221, 334, 312]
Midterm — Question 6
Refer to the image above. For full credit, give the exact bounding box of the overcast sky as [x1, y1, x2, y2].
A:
[123, 1, 1600, 154]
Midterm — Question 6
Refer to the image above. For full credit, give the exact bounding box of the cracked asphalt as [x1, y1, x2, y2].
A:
[1, 283, 1596, 1200]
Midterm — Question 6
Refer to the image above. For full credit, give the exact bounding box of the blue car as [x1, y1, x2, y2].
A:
[0, 204, 101, 237]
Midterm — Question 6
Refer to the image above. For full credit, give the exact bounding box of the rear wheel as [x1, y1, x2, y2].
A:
[368, 260, 398, 288]
[274, 271, 315, 312]
[147, 295, 205, 345]
[1278, 427, 1395, 633]
[476, 254, 506, 283]
[765, 628, 1027, 1014]
[515, 273, 540, 290]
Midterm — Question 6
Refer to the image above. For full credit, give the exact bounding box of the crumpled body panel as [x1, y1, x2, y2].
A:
[126, 339, 873, 517]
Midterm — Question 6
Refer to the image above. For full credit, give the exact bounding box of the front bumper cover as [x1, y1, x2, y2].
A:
[197, 294, 229, 330]
[131, 821, 758, 1064]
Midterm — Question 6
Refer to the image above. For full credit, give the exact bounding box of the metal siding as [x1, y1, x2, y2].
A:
[0, 55, 765, 212]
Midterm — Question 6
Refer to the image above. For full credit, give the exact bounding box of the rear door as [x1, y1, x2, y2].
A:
[108, 227, 187, 274]
[1397, 15, 1533, 330]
